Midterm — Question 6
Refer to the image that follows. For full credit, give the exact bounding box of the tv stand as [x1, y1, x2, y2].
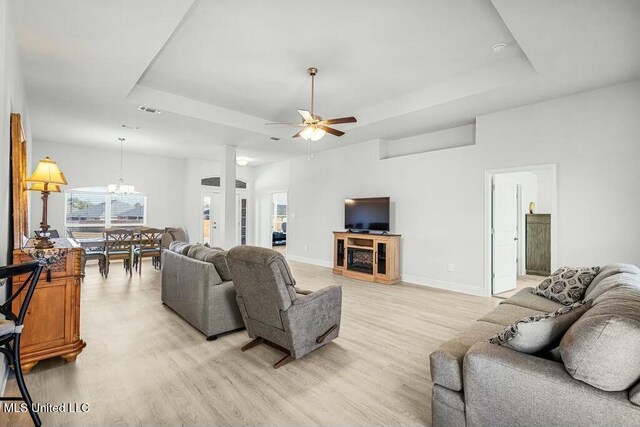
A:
[332, 231, 401, 285]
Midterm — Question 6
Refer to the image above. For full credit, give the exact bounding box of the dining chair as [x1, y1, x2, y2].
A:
[133, 227, 163, 274]
[102, 228, 133, 278]
[0, 260, 44, 426]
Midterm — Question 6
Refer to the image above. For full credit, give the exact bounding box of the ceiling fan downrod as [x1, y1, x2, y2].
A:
[308, 67, 317, 119]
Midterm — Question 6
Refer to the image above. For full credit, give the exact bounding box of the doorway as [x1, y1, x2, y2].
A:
[485, 165, 557, 298]
[201, 191, 221, 247]
[271, 192, 287, 256]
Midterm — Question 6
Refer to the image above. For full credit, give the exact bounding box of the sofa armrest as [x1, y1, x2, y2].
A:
[463, 342, 640, 427]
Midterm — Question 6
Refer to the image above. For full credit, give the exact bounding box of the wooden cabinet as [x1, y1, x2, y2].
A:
[526, 214, 551, 276]
[12, 238, 86, 373]
[333, 232, 401, 285]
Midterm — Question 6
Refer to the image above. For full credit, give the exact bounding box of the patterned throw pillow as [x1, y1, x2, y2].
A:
[533, 266, 600, 305]
[488, 300, 592, 353]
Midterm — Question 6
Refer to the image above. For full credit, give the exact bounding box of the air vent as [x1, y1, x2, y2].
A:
[270, 137, 281, 141]
[137, 105, 162, 114]
[121, 124, 140, 130]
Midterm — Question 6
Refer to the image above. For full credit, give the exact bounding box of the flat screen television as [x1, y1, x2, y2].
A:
[344, 197, 390, 232]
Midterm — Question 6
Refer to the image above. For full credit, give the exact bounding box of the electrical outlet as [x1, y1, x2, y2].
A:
[447, 264, 455, 272]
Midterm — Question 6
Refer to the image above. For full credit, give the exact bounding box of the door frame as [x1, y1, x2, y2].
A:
[484, 164, 557, 297]
[269, 190, 288, 254]
[200, 189, 220, 247]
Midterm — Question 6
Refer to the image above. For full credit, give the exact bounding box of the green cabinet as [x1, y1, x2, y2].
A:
[526, 214, 551, 276]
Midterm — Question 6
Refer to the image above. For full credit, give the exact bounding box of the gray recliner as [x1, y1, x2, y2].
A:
[226, 246, 342, 368]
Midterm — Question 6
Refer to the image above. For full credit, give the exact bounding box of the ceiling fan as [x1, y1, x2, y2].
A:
[266, 67, 357, 142]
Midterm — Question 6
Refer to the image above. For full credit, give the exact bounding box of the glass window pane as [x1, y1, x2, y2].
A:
[110, 194, 145, 225]
[65, 192, 107, 226]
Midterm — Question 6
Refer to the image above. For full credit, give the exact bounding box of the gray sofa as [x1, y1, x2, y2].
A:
[161, 226, 190, 250]
[161, 242, 244, 340]
[226, 246, 342, 368]
[430, 264, 640, 427]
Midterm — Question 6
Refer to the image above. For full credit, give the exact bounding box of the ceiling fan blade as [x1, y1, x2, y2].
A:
[298, 110, 313, 121]
[292, 130, 304, 138]
[318, 125, 345, 137]
[321, 117, 357, 125]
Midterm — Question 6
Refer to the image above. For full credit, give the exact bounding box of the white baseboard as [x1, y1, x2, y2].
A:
[401, 274, 488, 296]
[286, 255, 333, 268]
[285, 255, 489, 297]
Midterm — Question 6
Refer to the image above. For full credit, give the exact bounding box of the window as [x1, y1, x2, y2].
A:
[200, 176, 247, 189]
[65, 188, 146, 237]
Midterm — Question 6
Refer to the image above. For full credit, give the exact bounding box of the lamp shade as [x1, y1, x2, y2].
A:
[27, 182, 61, 193]
[300, 126, 326, 141]
[26, 157, 68, 185]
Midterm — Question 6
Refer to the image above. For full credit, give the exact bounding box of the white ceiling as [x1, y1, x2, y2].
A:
[13, 0, 640, 166]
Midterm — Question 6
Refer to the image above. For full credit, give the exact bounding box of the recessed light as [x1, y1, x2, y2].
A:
[121, 124, 140, 130]
[236, 158, 249, 166]
[137, 105, 162, 114]
[492, 43, 507, 54]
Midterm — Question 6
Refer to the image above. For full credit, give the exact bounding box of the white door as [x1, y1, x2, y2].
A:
[201, 191, 221, 247]
[492, 175, 518, 294]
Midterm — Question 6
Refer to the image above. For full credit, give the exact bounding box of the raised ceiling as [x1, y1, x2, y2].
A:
[13, 0, 640, 165]
[140, 0, 520, 123]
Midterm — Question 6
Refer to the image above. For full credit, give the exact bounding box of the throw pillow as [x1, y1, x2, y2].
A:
[488, 300, 592, 354]
[186, 245, 233, 281]
[201, 249, 233, 281]
[560, 303, 640, 391]
[533, 266, 600, 305]
[169, 241, 192, 255]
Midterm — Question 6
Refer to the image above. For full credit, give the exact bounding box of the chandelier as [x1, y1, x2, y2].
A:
[107, 138, 135, 194]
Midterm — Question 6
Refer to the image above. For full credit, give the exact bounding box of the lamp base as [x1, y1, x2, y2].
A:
[34, 236, 54, 249]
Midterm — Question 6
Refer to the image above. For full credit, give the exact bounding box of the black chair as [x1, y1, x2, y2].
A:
[0, 260, 43, 426]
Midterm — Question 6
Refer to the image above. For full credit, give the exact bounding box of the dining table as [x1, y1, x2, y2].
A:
[74, 237, 105, 249]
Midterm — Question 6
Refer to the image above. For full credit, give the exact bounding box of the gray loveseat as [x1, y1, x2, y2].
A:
[430, 264, 640, 427]
[161, 243, 244, 340]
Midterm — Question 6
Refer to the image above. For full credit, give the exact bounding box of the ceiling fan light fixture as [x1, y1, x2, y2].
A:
[300, 126, 326, 141]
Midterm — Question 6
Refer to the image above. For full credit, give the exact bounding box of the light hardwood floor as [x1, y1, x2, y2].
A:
[2, 259, 499, 426]
[493, 275, 545, 299]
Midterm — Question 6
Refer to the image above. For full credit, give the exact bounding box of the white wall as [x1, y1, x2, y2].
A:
[29, 141, 188, 233]
[0, 0, 32, 395]
[532, 169, 553, 213]
[253, 80, 640, 295]
[182, 158, 254, 247]
[1, 0, 31, 267]
[29, 141, 256, 246]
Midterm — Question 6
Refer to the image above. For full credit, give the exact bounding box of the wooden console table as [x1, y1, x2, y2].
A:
[332, 232, 401, 285]
[12, 238, 86, 372]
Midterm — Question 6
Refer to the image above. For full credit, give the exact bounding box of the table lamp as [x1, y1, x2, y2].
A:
[26, 157, 67, 249]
